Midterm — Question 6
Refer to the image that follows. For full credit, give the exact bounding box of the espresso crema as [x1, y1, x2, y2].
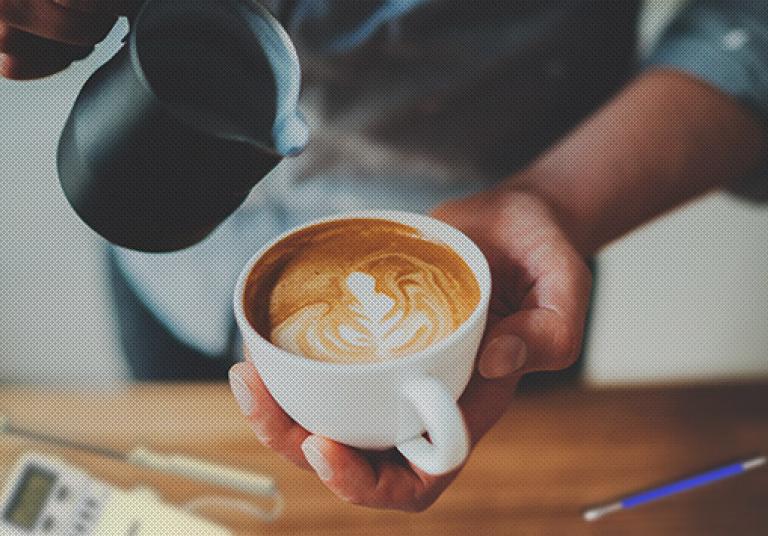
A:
[244, 219, 480, 363]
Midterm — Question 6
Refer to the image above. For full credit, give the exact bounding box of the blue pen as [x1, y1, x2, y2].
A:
[584, 455, 766, 521]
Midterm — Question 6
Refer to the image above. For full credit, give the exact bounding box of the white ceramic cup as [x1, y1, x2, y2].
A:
[233, 211, 491, 475]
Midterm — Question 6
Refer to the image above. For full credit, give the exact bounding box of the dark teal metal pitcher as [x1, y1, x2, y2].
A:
[58, 0, 307, 252]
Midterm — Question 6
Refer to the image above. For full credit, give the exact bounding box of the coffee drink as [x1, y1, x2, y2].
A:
[243, 218, 481, 363]
[235, 212, 490, 473]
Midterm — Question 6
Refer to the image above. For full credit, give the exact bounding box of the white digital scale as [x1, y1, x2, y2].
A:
[1, 453, 233, 535]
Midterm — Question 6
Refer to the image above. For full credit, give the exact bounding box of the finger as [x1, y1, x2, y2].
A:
[480, 227, 591, 379]
[475, 315, 528, 380]
[51, 0, 143, 16]
[0, 21, 16, 51]
[0, 22, 90, 57]
[229, 361, 312, 470]
[0, 0, 115, 46]
[478, 264, 591, 378]
[302, 435, 443, 511]
[458, 368, 522, 444]
[0, 25, 84, 79]
[0, 51, 70, 79]
[0, 27, 92, 80]
[301, 436, 376, 501]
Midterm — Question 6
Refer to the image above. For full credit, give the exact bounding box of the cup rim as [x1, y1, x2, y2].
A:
[233, 210, 491, 372]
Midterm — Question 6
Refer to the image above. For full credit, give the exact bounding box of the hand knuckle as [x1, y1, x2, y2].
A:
[555, 261, 591, 368]
[573, 257, 593, 290]
[552, 320, 579, 369]
[558, 251, 587, 286]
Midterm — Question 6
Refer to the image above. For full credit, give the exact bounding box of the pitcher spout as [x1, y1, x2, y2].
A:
[273, 111, 309, 157]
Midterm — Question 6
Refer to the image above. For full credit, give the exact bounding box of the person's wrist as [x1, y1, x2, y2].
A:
[492, 172, 594, 259]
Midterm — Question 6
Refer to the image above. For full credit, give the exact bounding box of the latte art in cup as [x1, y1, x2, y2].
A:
[244, 219, 481, 363]
[273, 266, 456, 361]
[235, 211, 491, 474]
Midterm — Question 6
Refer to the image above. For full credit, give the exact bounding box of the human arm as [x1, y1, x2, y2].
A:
[516, 0, 768, 256]
[231, 63, 766, 515]
[514, 67, 767, 259]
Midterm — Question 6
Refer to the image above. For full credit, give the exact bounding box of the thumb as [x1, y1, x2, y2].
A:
[477, 307, 584, 380]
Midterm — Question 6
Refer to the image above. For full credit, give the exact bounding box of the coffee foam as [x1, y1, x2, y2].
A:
[244, 219, 480, 363]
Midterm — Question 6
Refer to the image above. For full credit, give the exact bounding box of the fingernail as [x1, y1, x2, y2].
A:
[301, 436, 332, 481]
[479, 335, 527, 379]
[249, 422, 270, 445]
[229, 368, 254, 416]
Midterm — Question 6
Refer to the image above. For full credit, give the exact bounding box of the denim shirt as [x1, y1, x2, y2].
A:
[645, 0, 768, 200]
[114, 1, 768, 356]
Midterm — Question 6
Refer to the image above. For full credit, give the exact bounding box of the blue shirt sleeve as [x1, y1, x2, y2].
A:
[645, 1, 768, 200]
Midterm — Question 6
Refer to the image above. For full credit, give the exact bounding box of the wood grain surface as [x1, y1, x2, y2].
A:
[1, 383, 766, 535]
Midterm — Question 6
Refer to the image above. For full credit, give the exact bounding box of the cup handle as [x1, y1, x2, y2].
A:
[396, 376, 469, 475]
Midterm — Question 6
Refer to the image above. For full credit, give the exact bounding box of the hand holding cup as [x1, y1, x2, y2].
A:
[231, 191, 592, 511]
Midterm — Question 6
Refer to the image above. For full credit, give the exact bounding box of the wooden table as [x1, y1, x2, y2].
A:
[1, 383, 766, 535]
